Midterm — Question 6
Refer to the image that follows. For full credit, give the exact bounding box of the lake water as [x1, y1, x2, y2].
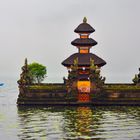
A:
[0, 79, 140, 140]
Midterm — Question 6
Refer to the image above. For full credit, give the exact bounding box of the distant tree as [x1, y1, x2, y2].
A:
[28, 62, 47, 84]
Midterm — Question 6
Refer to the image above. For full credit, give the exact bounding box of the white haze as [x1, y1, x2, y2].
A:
[0, 0, 140, 83]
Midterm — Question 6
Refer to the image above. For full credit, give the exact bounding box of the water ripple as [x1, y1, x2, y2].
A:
[0, 104, 140, 140]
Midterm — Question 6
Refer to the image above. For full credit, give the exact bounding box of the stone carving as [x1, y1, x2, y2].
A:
[89, 59, 105, 90]
[17, 58, 32, 94]
[132, 68, 140, 85]
[66, 58, 78, 94]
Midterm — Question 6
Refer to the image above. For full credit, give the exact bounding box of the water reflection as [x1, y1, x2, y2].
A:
[76, 107, 93, 135]
[17, 107, 65, 139]
[17, 106, 140, 140]
[63, 106, 104, 139]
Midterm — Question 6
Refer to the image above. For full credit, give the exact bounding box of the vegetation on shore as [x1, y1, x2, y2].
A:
[28, 62, 47, 84]
[26, 83, 140, 92]
[28, 84, 66, 91]
[104, 84, 140, 91]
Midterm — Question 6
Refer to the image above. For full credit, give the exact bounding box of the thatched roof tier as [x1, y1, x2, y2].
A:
[62, 53, 106, 67]
[74, 23, 95, 33]
[71, 38, 97, 46]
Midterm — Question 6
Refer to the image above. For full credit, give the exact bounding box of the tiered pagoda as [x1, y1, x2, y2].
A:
[62, 17, 106, 101]
[17, 18, 140, 106]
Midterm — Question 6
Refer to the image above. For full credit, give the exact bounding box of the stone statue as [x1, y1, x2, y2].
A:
[133, 68, 140, 85]
[17, 58, 31, 85]
[17, 58, 32, 94]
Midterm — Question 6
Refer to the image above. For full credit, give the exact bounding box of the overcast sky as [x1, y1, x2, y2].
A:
[0, 0, 140, 83]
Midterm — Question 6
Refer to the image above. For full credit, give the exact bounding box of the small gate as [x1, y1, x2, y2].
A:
[77, 81, 90, 102]
[78, 93, 90, 102]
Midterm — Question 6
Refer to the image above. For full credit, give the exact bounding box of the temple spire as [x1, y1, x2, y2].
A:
[25, 58, 28, 66]
[83, 17, 87, 23]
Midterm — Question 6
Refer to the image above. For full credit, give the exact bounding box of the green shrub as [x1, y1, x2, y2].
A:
[28, 62, 47, 84]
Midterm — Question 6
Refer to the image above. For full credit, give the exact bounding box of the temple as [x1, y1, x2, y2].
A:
[62, 17, 106, 101]
[17, 18, 140, 106]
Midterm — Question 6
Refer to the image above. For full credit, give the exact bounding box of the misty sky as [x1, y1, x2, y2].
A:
[0, 0, 140, 83]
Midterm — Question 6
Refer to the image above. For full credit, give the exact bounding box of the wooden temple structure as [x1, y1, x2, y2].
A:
[17, 18, 140, 106]
[62, 17, 106, 102]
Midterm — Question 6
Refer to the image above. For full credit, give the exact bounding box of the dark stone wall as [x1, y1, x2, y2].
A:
[17, 84, 140, 105]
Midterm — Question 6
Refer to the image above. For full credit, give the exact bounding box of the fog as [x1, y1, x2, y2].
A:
[0, 0, 140, 83]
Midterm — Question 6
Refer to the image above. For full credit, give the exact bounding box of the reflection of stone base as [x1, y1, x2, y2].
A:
[78, 93, 90, 102]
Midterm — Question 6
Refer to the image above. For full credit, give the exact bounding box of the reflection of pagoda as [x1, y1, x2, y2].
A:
[62, 18, 106, 101]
